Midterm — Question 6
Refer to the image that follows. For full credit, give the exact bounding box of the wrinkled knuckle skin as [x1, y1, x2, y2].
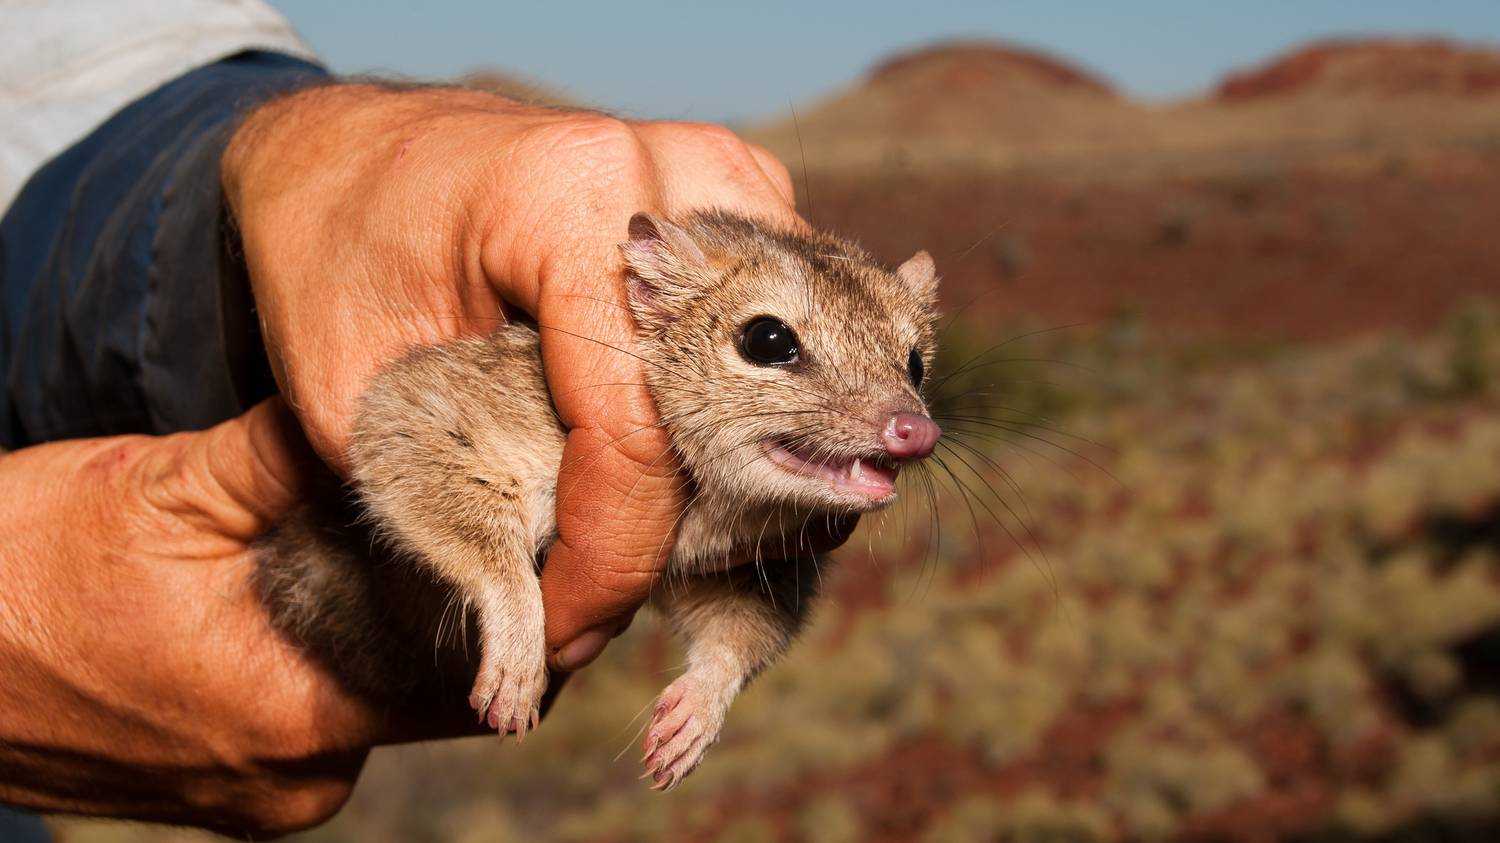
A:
[532, 115, 657, 204]
[130, 435, 200, 522]
[684, 121, 747, 153]
[550, 115, 648, 167]
[688, 122, 763, 173]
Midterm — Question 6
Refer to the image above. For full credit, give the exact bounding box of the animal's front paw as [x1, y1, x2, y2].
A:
[642, 672, 735, 790]
[469, 602, 548, 742]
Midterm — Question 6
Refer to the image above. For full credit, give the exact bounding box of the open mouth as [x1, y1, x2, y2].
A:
[764, 438, 899, 500]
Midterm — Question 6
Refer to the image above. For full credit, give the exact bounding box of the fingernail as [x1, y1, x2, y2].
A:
[554, 628, 611, 671]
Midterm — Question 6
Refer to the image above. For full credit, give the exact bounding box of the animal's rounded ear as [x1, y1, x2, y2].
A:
[620, 212, 709, 325]
[895, 250, 938, 304]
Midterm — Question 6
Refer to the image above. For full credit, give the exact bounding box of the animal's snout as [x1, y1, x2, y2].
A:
[882, 412, 941, 460]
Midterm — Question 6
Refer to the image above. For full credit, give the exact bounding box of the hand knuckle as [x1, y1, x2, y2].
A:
[747, 143, 793, 182]
[742, 138, 779, 161]
[530, 116, 657, 203]
[694, 124, 765, 175]
[685, 121, 744, 150]
[552, 115, 646, 164]
[129, 437, 203, 525]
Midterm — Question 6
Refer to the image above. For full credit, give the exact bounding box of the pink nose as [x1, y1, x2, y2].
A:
[883, 413, 941, 460]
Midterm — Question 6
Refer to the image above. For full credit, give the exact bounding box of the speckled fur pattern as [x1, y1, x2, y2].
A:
[254, 210, 939, 787]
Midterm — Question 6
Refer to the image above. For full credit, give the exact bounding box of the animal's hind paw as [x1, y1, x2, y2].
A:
[641, 673, 733, 790]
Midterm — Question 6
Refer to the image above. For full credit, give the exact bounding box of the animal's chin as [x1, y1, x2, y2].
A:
[762, 438, 899, 507]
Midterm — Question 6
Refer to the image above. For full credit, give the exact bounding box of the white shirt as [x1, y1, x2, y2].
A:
[0, 0, 314, 213]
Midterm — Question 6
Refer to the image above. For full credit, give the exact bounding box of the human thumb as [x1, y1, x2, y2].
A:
[148, 398, 318, 542]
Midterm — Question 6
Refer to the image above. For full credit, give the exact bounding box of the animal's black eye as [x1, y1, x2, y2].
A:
[908, 348, 925, 387]
[740, 317, 800, 366]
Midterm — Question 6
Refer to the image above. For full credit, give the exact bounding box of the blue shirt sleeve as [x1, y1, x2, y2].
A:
[0, 50, 329, 449]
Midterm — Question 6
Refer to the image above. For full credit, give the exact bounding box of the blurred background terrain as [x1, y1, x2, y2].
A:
[50, 6, 1500, 843]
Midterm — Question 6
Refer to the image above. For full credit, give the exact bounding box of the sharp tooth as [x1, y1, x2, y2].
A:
[851, 458, 863, 482]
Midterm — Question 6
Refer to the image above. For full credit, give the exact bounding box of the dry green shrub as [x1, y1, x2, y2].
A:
[1366, 551, 1500, 667]
[1386, 736, 1457, 814]
[552, 794, 682, 843]
[922, 796, 1008, 843]
[713, 816, 777, 843]
[1111, 795, 1177, 843]
[1332, 789, 1396, 838]
[1103, 722, 1264, 827]
[927, 625, 1072, 764]
[1445, 298, 1500, 396]
[1005, 789, 1113, 843]
[1444, 698, 1500, 760]
[1271, 643, 1381, 745]
[794, 795, 863, 843]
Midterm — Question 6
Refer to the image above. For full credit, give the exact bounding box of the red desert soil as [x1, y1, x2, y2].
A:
[801, 162, 1500, 342]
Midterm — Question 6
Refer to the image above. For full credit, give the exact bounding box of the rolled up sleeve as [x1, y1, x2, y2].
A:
[0, 50, 328, 450]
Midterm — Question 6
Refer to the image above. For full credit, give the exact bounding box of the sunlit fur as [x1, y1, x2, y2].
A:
[623, 211, 939, 572]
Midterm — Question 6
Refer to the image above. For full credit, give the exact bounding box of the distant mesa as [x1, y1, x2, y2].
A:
[864, 40, 1117, 99]
[739, 38, 1137, 170]
[460, 69, 576, 107]
[1215, 37, 1500, 100]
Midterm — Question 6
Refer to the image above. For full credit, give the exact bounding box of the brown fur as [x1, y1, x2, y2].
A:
[254, 210, 939, 787]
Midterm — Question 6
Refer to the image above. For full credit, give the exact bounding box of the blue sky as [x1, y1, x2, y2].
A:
[272, 1, 1500, 123]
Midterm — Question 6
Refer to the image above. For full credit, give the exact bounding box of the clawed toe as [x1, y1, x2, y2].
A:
[471, 666, 546, 743]
[639, 677, 728, 790]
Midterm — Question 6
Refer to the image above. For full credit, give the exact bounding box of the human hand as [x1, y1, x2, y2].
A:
[222, 85, 837, 671]
[0, 401, 380, 836]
